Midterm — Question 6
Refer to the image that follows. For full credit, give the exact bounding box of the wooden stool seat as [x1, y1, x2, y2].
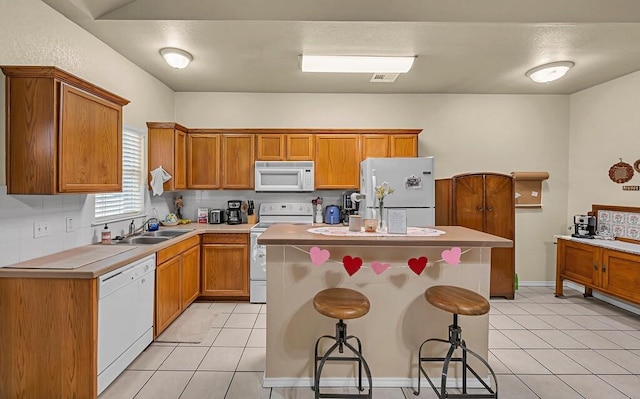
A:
[425, 285, 490, 316]
[313, 288, 370, 320]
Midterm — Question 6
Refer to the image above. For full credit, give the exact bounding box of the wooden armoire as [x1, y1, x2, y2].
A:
[435, 173, 515, 299]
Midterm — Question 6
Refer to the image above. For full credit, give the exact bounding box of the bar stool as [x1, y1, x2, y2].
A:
[414, 285, 498, 398]
[312, 287, 373, 399]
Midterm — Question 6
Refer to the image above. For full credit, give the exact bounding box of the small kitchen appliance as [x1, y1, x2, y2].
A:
[226, 200, 242, 225]
[572, 215, 596, 238]
[324, 205, 341, 224]
[341, 191, 359, 225]
[209, 209, 225, 224]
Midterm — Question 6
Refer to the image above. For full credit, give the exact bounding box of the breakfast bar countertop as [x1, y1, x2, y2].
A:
[258, 224, 513, 247]
[0, 223, 254, 279]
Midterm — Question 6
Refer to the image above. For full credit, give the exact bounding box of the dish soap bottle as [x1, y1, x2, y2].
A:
[101, 224, 112, 244]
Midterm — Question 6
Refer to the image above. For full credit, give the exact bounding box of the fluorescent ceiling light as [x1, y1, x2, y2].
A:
[526, 61, 574, 83]
[300, 55, 415, 73]
[160, 47, 193, 69]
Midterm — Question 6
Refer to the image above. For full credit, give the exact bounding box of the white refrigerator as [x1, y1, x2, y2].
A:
[359, 157, 435, 227]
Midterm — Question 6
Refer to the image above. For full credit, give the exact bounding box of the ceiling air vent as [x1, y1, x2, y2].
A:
[370, 73, 399, 83]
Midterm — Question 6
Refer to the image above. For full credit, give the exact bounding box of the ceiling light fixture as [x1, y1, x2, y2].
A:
[300, 55, 415, 73]
[526, 61, 574, 83]
[160, 47, 193, 69]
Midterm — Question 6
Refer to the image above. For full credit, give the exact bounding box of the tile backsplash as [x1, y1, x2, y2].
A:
[596, 210, 640, 240]
[0, 185, 343, 267]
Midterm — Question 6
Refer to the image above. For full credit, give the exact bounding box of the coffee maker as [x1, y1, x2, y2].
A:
[226, 200, 242, 225]
[572, 215, 596, 238]
[341, 191, 359, 225]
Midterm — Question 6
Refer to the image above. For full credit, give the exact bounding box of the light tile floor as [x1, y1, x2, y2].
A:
[99, 286, 640, 398]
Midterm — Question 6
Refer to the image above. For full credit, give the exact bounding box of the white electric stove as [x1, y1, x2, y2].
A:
[249, 202, 314, 303]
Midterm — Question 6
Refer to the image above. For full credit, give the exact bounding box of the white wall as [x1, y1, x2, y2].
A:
[568, 71, 640, 217]
[0, 0, 175, 265]
[176, 92, 571, 283]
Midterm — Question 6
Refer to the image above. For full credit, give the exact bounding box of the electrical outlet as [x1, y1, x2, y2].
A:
[42, 222, 50, 236]
[33, 222, 51, 238]
[65, 217, 74, 232]
[33, 222, 43, 238]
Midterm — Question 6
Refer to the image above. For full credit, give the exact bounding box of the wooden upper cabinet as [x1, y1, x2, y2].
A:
[256, 133, 314, 161]
[256, 134, 285, 160]
[361, 135, 389, 159]
[286, 134, 314, 160]
[222, 134, 255, 189]
[361, 131, 420, 161]
[315, 134, 361, 189]
[147, 122, 187, 191]
[390, 134, 418, 157]
[187, 134, 220, 189]
[1, 66, 129, 194]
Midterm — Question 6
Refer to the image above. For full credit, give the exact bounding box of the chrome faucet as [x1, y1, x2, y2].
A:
[129, 220, 136, 235]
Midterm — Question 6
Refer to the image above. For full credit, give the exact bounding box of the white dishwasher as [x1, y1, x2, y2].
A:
[98, 254, 156, 394]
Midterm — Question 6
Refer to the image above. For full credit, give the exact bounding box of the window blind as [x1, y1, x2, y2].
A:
[95, 128, 144, 219]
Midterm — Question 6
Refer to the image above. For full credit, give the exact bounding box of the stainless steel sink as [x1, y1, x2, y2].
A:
[117, 236, 170, 245]
[142, 229, 192, 238]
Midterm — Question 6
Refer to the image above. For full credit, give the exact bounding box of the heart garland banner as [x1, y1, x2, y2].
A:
[310, 246, 330, 266]
[342, 256, 363, 276]
[305, 246, 464, 276]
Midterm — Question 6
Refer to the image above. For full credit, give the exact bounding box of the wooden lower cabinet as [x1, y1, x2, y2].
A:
[201, 233, 249, 298]
[556, 238, 640, 305]
[0, 278, 98, 398]
[155, 235, 200, 336]
[181, 245, 201, 306]
[156, 256, 182, 334]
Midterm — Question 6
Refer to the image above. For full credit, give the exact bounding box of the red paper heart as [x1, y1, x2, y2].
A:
[343, 256, 363, 276]
[408, 256, 428, 275]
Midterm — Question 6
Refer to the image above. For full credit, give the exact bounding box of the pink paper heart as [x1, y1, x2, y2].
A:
[343, 256, 363, 276]
[441, 247, 462, 265]
[371, 261, 390, 275]
[309, 246, 330, 266]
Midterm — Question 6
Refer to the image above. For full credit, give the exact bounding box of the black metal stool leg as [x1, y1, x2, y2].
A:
[414, 313, 497, 399]
[312, 320, 373, 399]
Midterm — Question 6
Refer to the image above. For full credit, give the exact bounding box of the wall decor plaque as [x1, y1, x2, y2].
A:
[609, 159, 634, 184]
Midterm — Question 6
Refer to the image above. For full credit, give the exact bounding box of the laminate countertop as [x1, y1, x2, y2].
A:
[556, 235, 640, 256]
[0, 223, 254, 279]
[258, 224, 513, 247]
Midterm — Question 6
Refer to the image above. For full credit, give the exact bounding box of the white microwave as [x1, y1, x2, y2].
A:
[254, 161, 314, 192]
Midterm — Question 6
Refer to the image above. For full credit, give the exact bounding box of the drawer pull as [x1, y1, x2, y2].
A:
[487, 206, 493, 212]
[593, 262, 598, 271]
[602, 263, 607, 272]
[477, 206, 483, 212]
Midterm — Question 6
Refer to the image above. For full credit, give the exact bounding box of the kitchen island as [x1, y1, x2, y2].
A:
[258, 224, 512, 389]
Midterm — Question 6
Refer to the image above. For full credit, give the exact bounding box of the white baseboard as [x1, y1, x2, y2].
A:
[563, 281, 640, 316]
[518, 280, 640, 316]
[263, 376, 491, 389]
[518, 281, 555, 287]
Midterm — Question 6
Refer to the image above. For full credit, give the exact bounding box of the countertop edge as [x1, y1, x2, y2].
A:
[0, 223, 254, 279]
[258, 225, 513, 247]
[556, 235, 640, 256]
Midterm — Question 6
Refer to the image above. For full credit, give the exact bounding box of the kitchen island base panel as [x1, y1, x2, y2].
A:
[265, 245, 491, 386]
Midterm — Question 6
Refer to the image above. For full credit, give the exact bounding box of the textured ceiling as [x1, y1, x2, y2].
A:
[42, 0, 640, 94]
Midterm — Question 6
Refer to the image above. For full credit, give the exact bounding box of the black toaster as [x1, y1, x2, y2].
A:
[209, 209, 226, 224]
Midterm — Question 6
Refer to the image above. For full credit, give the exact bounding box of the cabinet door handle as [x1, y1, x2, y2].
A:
[602, 263, 607, 272]
[593, 262, 598, 271]
[477, 206, 483, 212]
[487, 206, 493, 212]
